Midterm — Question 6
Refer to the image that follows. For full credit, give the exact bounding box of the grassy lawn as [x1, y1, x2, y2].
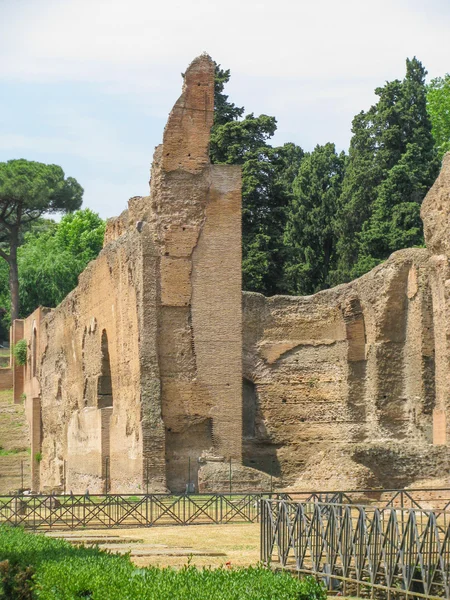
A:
[0, 388, 30, 493]
[0, 525, 326, 599]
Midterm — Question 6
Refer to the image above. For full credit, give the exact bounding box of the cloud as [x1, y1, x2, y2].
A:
[1, 0, 450, 217]
[2, 0, 449, 84]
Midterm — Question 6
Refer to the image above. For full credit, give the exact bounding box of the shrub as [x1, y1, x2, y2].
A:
[13, 340, 27, 366]
[0, 526, 326, 600]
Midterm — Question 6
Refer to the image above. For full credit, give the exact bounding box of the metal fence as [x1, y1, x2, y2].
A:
[3, 487, 450, 533]
[283, 488, 450, 512]
[0, 492, 266, 530]
[261, 498, 450, 599]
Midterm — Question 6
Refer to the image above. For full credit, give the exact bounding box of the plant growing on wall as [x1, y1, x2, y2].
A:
[13, 338, 27, 366]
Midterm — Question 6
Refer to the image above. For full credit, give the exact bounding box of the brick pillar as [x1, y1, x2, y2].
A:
[100, 407, 112, 493]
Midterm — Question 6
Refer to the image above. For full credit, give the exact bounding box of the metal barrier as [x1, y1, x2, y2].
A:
[3, 487, 450, 533]
[283, 488, 450, 512]
[261, 498, 450, 599]
[0, 493, 265, 530]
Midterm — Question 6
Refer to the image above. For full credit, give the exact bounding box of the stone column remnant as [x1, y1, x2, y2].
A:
[146, 54, 243, 490]
[421, 153, 450, 445]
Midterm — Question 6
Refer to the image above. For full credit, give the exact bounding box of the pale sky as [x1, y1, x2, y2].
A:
[1, 0, 449, 218]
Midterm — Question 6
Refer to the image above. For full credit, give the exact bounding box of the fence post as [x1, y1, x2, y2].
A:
[270, 460, 273, 494]
[21, 460, 24, 491]
[63, 460, 66, 495]
[146, 458, 149, 495]
[229, 457, 232, 496]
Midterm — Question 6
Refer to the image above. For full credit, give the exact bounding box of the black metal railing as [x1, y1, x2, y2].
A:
[3, 487, 450, 533]
[261, 498, 450, 599]
[0, 493, 266, 530]
[283, 487, 450, 512]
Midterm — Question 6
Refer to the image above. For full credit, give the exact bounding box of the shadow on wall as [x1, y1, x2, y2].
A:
[352, 443, 450, 489]
[165, 418, 214, 493]
[98, 330, 113, 409]
[242, 377, 281, 481]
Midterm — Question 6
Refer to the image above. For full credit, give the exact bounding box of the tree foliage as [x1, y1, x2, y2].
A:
[0, 159, 83, 320]
[13, 339, 27, 366]
[284, 143, 346, 294]
[427, 74, 450, 159]
[211, 65, 303, 295]
[334, 57, 439, 282]
[0, 209, 105, 329]
[18, 209, 105, 317]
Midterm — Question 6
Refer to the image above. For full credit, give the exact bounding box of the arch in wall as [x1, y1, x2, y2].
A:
[31, 322, 37, 377]
[97, 330, 113, 409]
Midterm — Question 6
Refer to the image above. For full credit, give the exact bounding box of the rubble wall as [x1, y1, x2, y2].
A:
[146, 56, 243, 491]
[28, 226, 163, 493]
[242, 244, 450, 490]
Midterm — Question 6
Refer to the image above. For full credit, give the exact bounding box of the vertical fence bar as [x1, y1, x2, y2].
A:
[146, 458, 149, 495]
[21, 460, 24, 491]
[229, 458, 232, 496]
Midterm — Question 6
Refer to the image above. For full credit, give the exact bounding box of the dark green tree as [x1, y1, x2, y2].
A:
[210, 65, 303, 295]
[283, 143, 346, 295]
[0, 159, 83, 320]
[427, 74, 450, 159]
[334, 58, 439, 282]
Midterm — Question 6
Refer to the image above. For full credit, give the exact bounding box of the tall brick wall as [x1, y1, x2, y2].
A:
[18, 229, 163, 493]
[15, 54, 243, 494]
[150, 55, 243, 491]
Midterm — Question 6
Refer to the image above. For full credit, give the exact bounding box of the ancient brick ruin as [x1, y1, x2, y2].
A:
[12, 54, 450, 494]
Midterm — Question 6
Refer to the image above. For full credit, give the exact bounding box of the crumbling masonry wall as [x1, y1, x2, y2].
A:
[17, 229, 161, 493]
[15, 54, 244, 494]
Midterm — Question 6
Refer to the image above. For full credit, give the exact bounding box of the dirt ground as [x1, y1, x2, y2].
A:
[46, 523, 261, 569]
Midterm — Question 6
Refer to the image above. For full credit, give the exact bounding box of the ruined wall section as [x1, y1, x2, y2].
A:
[143, 55, 243, 491]
[421, 153, 450, 445]
[243, 247, 442, 489]
[34, 226, 163, 493]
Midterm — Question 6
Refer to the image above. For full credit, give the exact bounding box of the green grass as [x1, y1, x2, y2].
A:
[0, 526, 326, 600]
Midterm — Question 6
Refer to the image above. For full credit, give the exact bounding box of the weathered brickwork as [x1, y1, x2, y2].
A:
[10, 57, 450, 494]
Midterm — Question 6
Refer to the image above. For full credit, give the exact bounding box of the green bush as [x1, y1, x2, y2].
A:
[0, 526, 326, 600]
[13, 340, 27, 366]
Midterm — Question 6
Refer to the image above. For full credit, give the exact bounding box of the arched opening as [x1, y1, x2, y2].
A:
[32, 326, 37, 377]
[97, 330, 113, 409]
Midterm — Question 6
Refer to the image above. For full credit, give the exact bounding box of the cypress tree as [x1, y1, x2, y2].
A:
[210, 65, 303, 295]
[334, 57, 439, 282]
[283, 143, 346, 295]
